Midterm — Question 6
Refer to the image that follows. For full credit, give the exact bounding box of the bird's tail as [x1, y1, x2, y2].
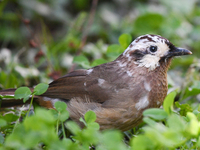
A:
[0, 89, 16, 96]
[0, 89, 26, 108]
[0, 89, 54, 109]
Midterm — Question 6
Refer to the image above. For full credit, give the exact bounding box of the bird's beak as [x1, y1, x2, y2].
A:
[166, 47, 192, 57]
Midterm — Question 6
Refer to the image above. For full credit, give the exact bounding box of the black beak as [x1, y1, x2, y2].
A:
[166, 47, 192, 57]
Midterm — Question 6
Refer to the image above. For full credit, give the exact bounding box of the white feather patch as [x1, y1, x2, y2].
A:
[98, 78, 105, 87]
[117, 61, 127, 67]
[135, 96, 149, 110]
[157, 101, 161, 105]
[126, 71, 133, 77]
[87, 68, 93, 74]
[144, 82, 151, 91]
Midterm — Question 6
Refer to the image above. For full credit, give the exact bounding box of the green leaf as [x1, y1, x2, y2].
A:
[131, 135, 155, 150]
[32, 108, 56, 124]
[0, 133, 4, 144]
[79, 117, 87, 126]
[106, 44, 123, 58]
[84, 110, 96, 124]
[59, 110, 69, 122]
[118, 33, 132, 49]
[91, 59, 107, 67]
[87, 122, 100, 130]
[167, 114, 186, 132]
[183, 81, 200, 99]
[143, 108, 168, 120]
[197, 136, 200, 147]
[49, 109, 59, 119]
[65, 121, 81, 135]
[143, 117, 157, 127]
[187, 112, 197, 121]
[175, 102, 193, 116]
[163, 91, 176, 115]
[14, 87, 31, 102]
[186, 112, 199, 136]
[54, 101, 67, 112]
[99, 130, 127, 150]
[50, 138, 76, 150]
[73, 55, 90, 69]
[134, 13, 164, 35]
[23, 96, 30, 103]
[0, 118, 7, 127]
[3, 113, 19, 123]
[0, 71, 20, 89]
[5, 108, 57, 149]
[34, 83, 49, 95]
[52, 101, 69, 122]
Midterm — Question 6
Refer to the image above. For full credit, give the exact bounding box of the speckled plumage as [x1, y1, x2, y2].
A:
[0, 35, 192, 131]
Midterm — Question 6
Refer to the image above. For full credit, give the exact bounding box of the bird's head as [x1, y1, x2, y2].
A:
[122, 34, 192, 71]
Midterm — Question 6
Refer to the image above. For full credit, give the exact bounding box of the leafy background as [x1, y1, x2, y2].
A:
[0, 0, 200, 149]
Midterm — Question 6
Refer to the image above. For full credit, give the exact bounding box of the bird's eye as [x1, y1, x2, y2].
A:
[149, 46, 157, 53]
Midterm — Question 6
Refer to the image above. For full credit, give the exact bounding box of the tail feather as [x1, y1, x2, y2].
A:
[0, 88, 26, 108]
[0, 99, 31, 108]
[0, 89, 16, 96]
[0, 89, 54, 109]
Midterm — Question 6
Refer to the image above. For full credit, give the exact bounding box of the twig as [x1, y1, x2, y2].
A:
[69, 0, 98, 72]
[77, 0, 99, 55]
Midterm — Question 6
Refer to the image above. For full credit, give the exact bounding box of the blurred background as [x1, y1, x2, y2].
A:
[0, 0, 199, 89]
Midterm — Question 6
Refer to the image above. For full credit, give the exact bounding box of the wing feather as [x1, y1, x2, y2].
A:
[42, 69, 88, 100]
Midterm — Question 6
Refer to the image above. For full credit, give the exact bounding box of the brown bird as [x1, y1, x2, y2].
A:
[0, 34, 192, 131]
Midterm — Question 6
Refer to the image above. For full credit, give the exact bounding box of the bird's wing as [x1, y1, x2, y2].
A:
[84, 62, 129, 103]
[42, 61, 131, 103]
[85, 60, 150, 108]
[42, 69, 89, 100]
[43, 61, 148, 106]
[84, 61, 148, 105]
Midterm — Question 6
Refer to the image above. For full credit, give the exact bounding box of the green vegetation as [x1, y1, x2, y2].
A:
[0, 0, 200, 149]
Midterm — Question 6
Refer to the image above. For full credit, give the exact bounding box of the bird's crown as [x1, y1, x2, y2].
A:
[122, 34, 191, 71]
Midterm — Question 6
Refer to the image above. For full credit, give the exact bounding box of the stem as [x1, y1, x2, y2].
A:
[13, 105, 24, 132]
[26, 94, 34, 119]
[56, 117, 59, 135]
[62, 122, 66, 139]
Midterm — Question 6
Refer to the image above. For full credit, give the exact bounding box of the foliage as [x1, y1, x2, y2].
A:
[1, 85, 200, 149]
[0, 0, 200, 149]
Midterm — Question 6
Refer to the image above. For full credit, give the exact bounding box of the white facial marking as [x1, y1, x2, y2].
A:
[98, 78, 105, 86]
[144, 82, 151, 91]
[134, 54, 160, 71]
[135, 96, 149, 110]
[156, 42, 170, 57]
[87, 68, 93, 75]
[123, 34, 170, 71]
[84, 82, 86, 86]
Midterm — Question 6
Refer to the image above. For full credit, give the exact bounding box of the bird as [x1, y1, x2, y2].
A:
[0, 34, 192, 131]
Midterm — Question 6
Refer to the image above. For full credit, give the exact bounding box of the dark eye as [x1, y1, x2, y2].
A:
[149, 46, 157, 53]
